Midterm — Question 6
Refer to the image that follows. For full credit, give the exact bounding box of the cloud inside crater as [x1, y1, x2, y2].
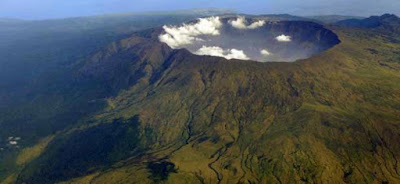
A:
[260, 49, 271, 56]
[195, 46, 250, 60]
[229, 16, 266, 29]
[276, 34, 292, 42]
[158, 16, 302, 61]
[158, 16, 222, 48]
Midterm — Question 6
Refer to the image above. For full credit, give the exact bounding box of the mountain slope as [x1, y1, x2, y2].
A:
[0, 9, 234, 141]
[0, 10, 233, 183]
[2, 14, 400, 184]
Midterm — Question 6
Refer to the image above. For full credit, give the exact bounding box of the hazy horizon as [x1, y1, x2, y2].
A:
[1, 0, 399, 20]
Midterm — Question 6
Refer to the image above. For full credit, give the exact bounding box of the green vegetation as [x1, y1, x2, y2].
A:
[148, 161, 177, 182]
[1, 14, 400, 183]
[0, 10, 232, 182]
[16, 135, 54, 166]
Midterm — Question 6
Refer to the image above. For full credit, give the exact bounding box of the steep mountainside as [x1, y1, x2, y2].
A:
[1, 14, 400, 184]
[0, 9, 234, 139]
[0, 9, 233, 182]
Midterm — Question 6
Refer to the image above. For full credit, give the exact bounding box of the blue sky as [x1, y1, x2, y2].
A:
[0, 0, 399, 20]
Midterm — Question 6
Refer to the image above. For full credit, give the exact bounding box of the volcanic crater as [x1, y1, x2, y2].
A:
[159, 16, 341, 62]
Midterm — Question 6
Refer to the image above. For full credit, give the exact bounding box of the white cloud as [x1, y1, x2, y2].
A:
[276, 34, 292, 42]
[227, 49, 250, 60]
[9, 141, 17, 145]
[195, 46, 250, 60]
[195, 46, 225, 57]
[159, 16, 222, 48]
[260, 49, 271, 56]
[248, 20, 266, 29]
[229, 16, 266, 30]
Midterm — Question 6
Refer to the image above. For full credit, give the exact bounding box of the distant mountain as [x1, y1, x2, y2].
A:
[305, 15, 365, 24]
[336, 14, 400, 28]
[0, 18, 24, 26]
[130, 8, 236, 16]
[255, 14, 310, 21]
[0, 18, 24, 23]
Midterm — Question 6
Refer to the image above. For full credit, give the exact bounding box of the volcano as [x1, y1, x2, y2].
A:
[2, 13, 400, 184]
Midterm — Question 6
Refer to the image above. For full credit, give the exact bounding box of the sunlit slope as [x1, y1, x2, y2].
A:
[3, 15, 400, 183]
